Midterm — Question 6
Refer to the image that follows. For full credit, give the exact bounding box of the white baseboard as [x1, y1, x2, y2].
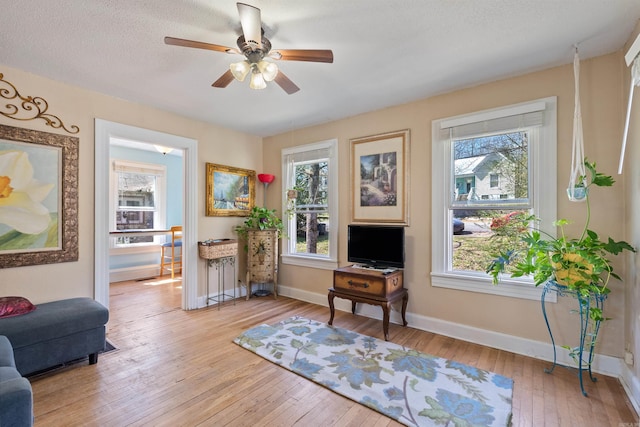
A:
[277, 284, 628, 379]
[109, 264, 160, 282]
[197, 283, 248, 308]
[620, 363, 640, 415]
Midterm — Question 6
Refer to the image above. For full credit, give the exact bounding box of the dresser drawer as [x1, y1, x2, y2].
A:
[333, 269, 403, 298]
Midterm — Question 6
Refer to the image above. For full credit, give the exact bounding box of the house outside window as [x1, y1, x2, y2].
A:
[281, 139, 338, 270]
[110, 160, 166, 247]
[431, 97, 557, 300]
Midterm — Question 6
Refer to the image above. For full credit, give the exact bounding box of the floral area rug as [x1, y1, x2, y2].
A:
[233, 316, 513, 426]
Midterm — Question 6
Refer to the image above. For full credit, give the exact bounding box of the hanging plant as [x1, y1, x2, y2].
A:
[486, 160, 635, 321]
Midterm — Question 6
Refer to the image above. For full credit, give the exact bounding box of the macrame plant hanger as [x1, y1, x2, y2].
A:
[568, 47, 587, 202]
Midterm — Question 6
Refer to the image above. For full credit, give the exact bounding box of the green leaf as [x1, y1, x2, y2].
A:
[604, 238, 636, 255]
[585, 159, 615, 187]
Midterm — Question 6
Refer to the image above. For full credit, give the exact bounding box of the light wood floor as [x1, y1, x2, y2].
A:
[29, 277, 638, 426]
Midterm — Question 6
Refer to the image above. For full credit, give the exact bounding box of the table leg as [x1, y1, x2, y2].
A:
[273, 271, 278, 299]
[401, 291, 408, 326]
[328, 290, 335, 325]
[351, 301, 357, 314]
[382, 301, 391, 341]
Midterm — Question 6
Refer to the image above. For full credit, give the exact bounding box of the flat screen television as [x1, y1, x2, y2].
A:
[347, 224, 405, 269]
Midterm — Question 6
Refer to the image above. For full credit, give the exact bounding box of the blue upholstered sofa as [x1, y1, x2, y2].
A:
[0, 335, 33, 427]
[0, 297, 109, 375]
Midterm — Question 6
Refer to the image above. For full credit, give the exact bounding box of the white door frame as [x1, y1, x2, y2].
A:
[94, 119, 199, 310]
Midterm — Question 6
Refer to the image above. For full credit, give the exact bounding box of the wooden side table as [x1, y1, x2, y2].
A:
[198, 239, 238, 310]
[328, 266, 408, 341]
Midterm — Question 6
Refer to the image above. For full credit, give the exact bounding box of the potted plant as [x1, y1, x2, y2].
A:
[234, 206, 285, 245]
[486, 160, 635, 321]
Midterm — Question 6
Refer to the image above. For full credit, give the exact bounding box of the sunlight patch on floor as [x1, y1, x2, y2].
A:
[143, 277, 182, 286]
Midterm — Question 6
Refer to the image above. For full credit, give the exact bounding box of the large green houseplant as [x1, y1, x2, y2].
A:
[486, 161, 635, 321]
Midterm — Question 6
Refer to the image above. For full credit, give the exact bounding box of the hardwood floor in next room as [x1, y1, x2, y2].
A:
[29, 276, 639, 426]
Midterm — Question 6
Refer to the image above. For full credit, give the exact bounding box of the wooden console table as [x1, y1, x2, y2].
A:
[328, 266, 408, 341]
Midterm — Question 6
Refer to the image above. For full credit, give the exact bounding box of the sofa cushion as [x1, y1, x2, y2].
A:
[0, 366, 21, 382]
[0, 377, 33, 427]
[0, 297, 36, 319]
[0, 335, 16, 367]
[0, 298, 109, 349]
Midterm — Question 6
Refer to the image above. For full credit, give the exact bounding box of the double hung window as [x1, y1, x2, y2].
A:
[281, 139, 338, 269]
[431, 97, 557, 300]
[110, 160, 166, 247]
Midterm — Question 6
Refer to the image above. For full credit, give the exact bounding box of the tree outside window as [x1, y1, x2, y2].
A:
[452, 132, 530, 273]
[291, 161, 329, 255]
[282, 139, 338, 269]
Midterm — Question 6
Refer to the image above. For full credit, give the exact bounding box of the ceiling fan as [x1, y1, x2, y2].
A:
[164, 2, 334, 94]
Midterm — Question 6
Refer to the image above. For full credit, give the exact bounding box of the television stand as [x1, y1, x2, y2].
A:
[329, 266, 408, 341]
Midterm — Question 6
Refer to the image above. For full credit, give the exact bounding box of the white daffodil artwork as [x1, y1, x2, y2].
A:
[0, 142, 59, 253]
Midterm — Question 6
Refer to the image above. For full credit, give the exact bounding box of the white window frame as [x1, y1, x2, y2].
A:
[281, 139, 338, 270]
[109, 159, 167, 250]
[489, 173, 499, 188]
[431, 97, 557, 301]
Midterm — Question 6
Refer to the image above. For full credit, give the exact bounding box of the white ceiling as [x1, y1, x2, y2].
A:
[2, 1, 639, 137]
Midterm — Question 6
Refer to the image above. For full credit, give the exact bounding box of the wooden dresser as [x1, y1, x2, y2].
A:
[329, 265, 408, 340]
[246, 229, 278, 299]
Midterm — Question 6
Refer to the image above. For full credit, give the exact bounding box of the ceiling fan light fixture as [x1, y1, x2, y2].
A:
[230, 61, 251, 82]
[257, 60, 278, 82]
[249, 69, 267, 90]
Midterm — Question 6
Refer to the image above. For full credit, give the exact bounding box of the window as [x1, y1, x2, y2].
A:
[110, 160, 166, 247]
[281, 139, 338, 269]
[431, 97, 557, 300]
[490, 173, 499, 188]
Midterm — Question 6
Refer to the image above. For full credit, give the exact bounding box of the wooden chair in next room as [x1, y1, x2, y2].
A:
[160, 225, 182, 278]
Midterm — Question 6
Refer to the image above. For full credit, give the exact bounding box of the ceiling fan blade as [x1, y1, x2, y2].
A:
[165, 36, 235, 54]
[212, 70, 235, 88]
[271, 49, 334, 63]
[237, 3, 262, 48]
[274, 71, 300, 95]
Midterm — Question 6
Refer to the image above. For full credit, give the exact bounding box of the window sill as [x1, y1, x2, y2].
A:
[109, 244, 161, 256]
[430, 272, 556, 302]
[281, 254, 338, 270]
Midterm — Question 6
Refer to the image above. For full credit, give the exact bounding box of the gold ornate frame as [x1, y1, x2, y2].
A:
[350, 129, 410, 225]
[0, 124, 79, 267]
[206, 163, 256, 217]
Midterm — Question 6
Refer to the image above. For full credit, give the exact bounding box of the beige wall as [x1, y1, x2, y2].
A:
[264, 52, 629, 358]
[0, 64, 262, 304]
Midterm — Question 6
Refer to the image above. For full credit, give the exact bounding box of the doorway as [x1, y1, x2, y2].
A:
[94, 119, 198, 310]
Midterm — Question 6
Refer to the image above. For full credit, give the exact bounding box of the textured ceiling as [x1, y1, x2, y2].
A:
[1, 1, 639, 137]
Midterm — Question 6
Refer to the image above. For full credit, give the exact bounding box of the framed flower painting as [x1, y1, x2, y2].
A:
[0, 124, 79, 267]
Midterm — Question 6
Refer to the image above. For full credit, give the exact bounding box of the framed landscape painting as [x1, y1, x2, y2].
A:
[206, 163, 256, 216]
[350, 129, 410, 225]
[0, 124, 79, 268]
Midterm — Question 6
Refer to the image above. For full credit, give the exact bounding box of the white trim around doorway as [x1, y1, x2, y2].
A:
[94, 119, 199, 310]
